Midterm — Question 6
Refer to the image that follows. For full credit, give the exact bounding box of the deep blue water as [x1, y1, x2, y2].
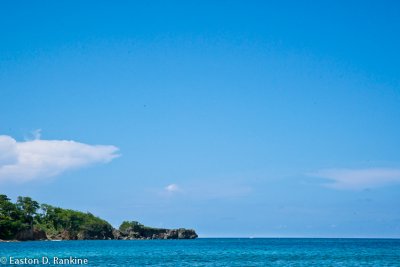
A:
[1, 238, 399, 266]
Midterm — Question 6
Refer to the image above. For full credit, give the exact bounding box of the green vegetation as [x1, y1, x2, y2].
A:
[118, 221, 166, 238]
[0, 195, 197, 241]
[0, 195, 26, 239]
[0, 194, 113, 240]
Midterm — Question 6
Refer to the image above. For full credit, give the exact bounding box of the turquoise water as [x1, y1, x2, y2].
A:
[1, 238, 399, 266]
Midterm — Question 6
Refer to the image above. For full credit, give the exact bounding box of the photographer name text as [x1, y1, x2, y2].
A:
[2, 256, 88, 265]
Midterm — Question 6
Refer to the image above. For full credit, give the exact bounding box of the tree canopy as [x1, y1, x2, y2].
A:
[0, 195, 113, 240]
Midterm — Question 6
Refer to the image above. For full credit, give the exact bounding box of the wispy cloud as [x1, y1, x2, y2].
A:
[0, 134, 120, 183]
[311, 168, 400, 190]
[165, 184, 180, 193]
[160, 180, 252, 199]
[30, 129, 42, 140]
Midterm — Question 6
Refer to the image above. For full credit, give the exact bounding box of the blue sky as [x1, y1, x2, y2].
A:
[1, 0, 400, 237]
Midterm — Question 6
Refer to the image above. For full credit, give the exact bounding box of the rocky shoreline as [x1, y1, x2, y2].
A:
[0, 195, 198, 242]
[113, 227, 198, 240]
[0, 227, 198, 242]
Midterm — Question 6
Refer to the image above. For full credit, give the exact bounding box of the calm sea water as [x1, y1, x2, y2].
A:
[1, 238, 399, 266]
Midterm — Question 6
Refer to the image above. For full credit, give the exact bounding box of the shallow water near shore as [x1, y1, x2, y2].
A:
[1, 238, 399, 266]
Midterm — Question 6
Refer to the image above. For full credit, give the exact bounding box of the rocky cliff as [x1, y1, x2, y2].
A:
[113, 223, 198, 240]
[14, 228, 47, 241]
[10, 223, 197, 241]
[113, 221, 197, 240]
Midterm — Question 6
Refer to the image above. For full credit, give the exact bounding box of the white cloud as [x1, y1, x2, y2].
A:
[165, 184, 180, 193]
[0, 134, 119, 183]
[311, 168, 400, 190]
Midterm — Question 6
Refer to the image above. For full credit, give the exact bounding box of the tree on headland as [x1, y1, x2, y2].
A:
[0, 195, 24, 239]
[16, 196, 40, 230]
[0, 195, 113, 240]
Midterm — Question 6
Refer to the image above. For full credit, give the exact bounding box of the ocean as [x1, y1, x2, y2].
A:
[1, 238, 399, 266]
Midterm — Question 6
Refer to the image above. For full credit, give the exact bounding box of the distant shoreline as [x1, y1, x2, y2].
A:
[0, 195, 197, 242]
[2, 237, 399, 243]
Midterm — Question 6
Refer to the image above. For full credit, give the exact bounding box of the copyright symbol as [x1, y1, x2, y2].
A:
[1, 257, 6, 264]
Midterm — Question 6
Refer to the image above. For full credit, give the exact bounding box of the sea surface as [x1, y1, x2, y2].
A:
[1, 238, 399, 266]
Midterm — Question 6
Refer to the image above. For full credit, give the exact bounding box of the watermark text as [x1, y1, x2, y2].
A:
[1, 256, 89, 265]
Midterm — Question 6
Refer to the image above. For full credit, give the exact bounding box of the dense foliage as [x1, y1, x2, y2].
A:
[0, 195, 113, 240]
[0, 195, 38, 239]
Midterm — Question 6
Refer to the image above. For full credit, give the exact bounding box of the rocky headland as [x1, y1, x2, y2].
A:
[0, 195, 197, 241]
[113, 221, 198, 240]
